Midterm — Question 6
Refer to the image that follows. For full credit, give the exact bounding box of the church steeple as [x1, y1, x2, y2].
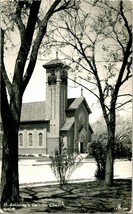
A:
[43, 58, 70, 137]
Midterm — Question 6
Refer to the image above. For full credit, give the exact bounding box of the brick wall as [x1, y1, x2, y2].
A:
[47, 137, 59, 154]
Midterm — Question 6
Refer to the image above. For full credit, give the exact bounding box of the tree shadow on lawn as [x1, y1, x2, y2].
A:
[18, 179, 131, 213]
[21, 185, 78, 201]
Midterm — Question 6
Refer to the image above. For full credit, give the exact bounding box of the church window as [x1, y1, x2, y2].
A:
[48, 70, 57, 85]
[39, 133, 43, 146]
[81, 134, 86, 142]
[19, 133, 23, 147]
[28, 133, 33, 146]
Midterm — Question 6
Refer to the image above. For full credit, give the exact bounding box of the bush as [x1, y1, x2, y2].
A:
[89, 139, 106, 180]
[114, 138, 132, 160]
[89, 130, 132, 180]
[49, 137, 83, 188]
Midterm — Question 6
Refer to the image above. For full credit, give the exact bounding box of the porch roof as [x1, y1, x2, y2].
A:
[60, 117, 75, 131]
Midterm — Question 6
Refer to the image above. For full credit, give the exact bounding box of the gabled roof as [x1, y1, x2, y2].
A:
[20, 97, 91, 123]
[20, 101, 48, 122]
[89, 124, 94, 133]
[68, 97, 84, 109]
[67, 98, 75, 108]
[67, 97, 91, 114]
[60, 117, 75, 131]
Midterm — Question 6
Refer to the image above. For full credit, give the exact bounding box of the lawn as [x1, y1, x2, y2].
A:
[1, 179, 131, 213]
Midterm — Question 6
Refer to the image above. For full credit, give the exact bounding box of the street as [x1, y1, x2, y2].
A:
[0, 159, 132, 185]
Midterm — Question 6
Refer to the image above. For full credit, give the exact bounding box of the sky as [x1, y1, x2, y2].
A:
[2, 0, 132, 124]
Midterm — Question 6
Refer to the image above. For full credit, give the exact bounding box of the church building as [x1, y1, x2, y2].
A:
[19, 58, 93, 156]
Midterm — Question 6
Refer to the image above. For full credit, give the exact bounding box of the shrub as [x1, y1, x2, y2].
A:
[114, 134, 132, 160]
[49, 137, 83, 188]
[89, 139, 106, 180]
[89, 129, 132, 180]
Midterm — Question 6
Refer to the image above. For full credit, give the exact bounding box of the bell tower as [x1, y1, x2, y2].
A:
[43, 58, 70, 139]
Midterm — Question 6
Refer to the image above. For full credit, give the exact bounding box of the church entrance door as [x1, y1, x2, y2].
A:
[80, 142, 84, 153]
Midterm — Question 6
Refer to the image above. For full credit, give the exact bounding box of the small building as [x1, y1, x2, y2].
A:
[19, 58, 93, 155]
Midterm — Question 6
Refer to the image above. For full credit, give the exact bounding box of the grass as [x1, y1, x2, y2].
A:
[1, 179, 131, 213]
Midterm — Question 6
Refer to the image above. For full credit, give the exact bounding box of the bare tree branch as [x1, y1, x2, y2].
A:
[112, 1, 132, 105]
[120, 0, 132, 38]
[13, 1, 41, 86]
[112, 25, 125, 54]
[54, 0, 79, 13]
[0, 28, 12, 97]
[68, 76, 100, 100]
[117, 94, 132, 98]
[116, 99, 132, 109]
[22, 0, 76, 93]
[15, 1, 26, 42]
[120, 57, 132, 86]
[79, 76, 98, 87]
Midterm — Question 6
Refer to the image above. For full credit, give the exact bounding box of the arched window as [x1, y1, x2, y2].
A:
[39, 133, 43, 146]
[19, 133, 23, 147]
[28, 133, 33, 146]
[81, 134, 86, 142]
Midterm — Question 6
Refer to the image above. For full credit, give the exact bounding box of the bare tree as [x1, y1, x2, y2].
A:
[46, 0, 132, 186]
[0, 0, 78, 207]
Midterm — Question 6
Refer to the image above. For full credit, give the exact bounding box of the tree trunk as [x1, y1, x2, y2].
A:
[105, 120, 115, 186]
[1, 122, 20, 207]
[105, 139, 114, 186]
[1, 75, 21, 207]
